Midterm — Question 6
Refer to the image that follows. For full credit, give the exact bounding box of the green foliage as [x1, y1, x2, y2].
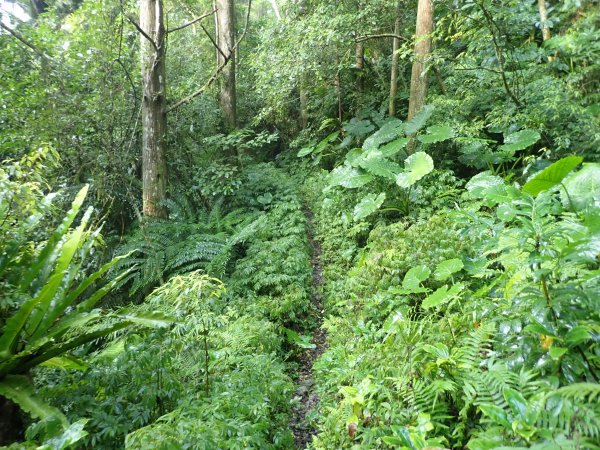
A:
[1, 0, 600, 447]
[0, 152, 169, 447]
[303, 157, 600, 449]
[113, 202, 255, 297]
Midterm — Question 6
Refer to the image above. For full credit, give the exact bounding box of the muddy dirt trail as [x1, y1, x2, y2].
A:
[290, 208, 328, 449]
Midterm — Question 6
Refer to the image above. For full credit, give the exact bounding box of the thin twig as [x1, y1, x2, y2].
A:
[125, 14, 158, 53]
[356, 33, 407, 43]
[201, 23, 227, 60]
[0, 22, 51, 60]
[167, 9, 216, 33]
[166, 0, 252, 113]
[166, 58, 229, 113]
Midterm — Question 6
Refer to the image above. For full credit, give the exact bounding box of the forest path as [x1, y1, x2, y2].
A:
[290, 206, 327, 449]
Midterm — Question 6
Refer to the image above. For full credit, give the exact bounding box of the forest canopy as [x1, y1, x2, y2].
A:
[0, 0, 599, 448]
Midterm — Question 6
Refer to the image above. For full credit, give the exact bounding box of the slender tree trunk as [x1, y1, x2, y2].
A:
[389, 0, 402, 117]
[537, 0, 551, 41]
[216, 0, 237, 130]
[407, 0, 433, 124]
[140, 0, 168, 218]
[269, 0, 281, 20]
[299, 81, 308, 128]
[355, 41, 364, 92]
[335, 71, 343, 122]
[537, 0, 555, 61]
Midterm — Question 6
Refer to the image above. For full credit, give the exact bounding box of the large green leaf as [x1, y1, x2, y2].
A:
[498, 129, 541, 154]
[402, 265, 431, 290]
[363, 118, 404, 150]
[421, 283, 463, 309]
[315, 131, 340, 154]
[0, 223, 90, 360]
[357, 150, 401, 180]
[466, 171, 505, 200]
[434, 258, 464, 281]
[297, 146, 314, 157]
[417, 125, 455, 144]
[19, 185, 89, 292]
[522, 156, 583, 196]
[25, 209, 93, 340]
[561, 162, 599, 210]
[41, 355, 88, 371]
[346, 148, 364, 167]
[405, 105, 434, 135]
[379, 137, 409, 157]
[345, 118, 375, 136]
[396, 152, 434, 188]
[326, 164, 373, 190]
[44, 419, 89, 450]
[353, 193, 386, 221]
[0, 375, 67, 425]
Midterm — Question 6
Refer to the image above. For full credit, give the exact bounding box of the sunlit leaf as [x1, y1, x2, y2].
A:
[353, 193, 386, 221]
[396, 152, 434, 188]
[363, 118, 404, 150]
[402, 265, 431, 290]
[434, 258, 464, 281]
[327, 164, 373, 189]
[561, 162, 600, 210]
[498, 129, 541, 153]
[422, 283, 463, 309]
[522, 155, 582, 196]
[357, 150, 401, 180]
[417, 125, 455, 144]
[405, 105, 434, 135]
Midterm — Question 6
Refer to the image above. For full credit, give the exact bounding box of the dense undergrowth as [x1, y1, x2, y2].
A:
[1, 0, 600, 448]
[1, 157, 314, 449]
[298, 152, 600, 448]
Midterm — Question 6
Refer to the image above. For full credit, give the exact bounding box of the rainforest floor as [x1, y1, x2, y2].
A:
[290, 207, 328, 449]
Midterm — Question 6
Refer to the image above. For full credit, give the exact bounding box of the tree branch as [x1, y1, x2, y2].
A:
[166, 56, 230, 113]
[167, 9, 216, 33]
[201, 23, 227, 60]
[125, 14, 158, 53]
[356, 33, 407, 43]
[166, 0, 252, 113]
[234, 0, 252, 48]
[0, 22, 51, 60]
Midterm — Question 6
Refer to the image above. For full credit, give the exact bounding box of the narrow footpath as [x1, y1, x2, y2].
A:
[290, 207, 327, 449]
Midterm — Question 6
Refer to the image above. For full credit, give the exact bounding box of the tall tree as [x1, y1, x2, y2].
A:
[215, 0, 237, 130]
[139, 0, 168, 218]
[355, 41, 364, 93]
[537, 0, 552, 42]
[388, 0, 402, 117]
[407, 0, 433, 128]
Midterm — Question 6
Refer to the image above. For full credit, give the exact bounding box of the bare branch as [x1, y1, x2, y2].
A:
[166, 56, 230, 113]
[235, 0, 252, 48]
[167, 0, 252, 113]
[0, 22, 51, 60]
[125, 14, 158, 53]
[201, 23, 227, 60]
[167, 9, 216, 33]
[356, 33, 407, 43]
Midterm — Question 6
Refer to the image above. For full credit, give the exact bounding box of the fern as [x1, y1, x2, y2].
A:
[113, 206, 254, 297]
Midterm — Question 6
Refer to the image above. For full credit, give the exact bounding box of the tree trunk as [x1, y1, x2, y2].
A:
[140, 0, 168, 218]
[537, 0, 555, 62]
[216, 0, 237, 130]
[269, 0, 281, 20]
[407, 0, 433, 123]
[299, 82, 308, 128]
[537, 0, 551, 41]
[389, 0, 402, 117]
[355, 41, 364, 92]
